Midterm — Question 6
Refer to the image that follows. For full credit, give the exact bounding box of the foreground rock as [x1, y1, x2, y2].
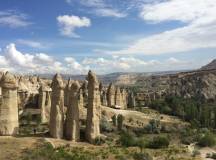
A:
[0, 72, 19, 135]
[65, 81, 80, 141]
[49, 74, 65, 139]
[86, 71, 101, 143]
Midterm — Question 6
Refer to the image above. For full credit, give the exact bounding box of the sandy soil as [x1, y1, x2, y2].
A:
[0, 136, 40, 160]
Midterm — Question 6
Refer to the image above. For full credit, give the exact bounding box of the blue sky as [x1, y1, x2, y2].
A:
[0, 0, 215, 74]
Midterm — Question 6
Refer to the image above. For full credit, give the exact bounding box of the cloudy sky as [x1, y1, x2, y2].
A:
[0, 0, 215, 74]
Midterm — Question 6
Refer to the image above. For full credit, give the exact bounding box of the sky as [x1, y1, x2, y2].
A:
[0, 0, 215, 75]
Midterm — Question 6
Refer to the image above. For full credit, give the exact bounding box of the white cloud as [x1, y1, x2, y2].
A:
[81, 56, 191, 74]
[57, 15, 91, 37]
[16, 39, 44, 48]
[94, 8, 127, 18]
[0, 43, 67, 74]
[4, 43, 35, 68]
[35, 53, 54, 64]
[107, 0, 216, 55]
[0, 10, 31, 28]
[0, 43, 204, 74]
[65, 57, 89, 74]
[68, 0, 127, 18]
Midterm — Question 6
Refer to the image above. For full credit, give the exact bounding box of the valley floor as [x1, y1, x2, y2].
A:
[0, 136, 208, 160]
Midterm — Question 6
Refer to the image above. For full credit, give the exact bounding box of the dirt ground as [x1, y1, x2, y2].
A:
[0, 136, 40, 160]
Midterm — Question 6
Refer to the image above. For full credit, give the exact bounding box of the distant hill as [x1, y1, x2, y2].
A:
[201, 59, 216, 70]
[38, 70, 185, 86]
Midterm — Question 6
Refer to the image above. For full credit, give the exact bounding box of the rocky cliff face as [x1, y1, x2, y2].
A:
[133, 69, 216, 102]
[201, 59, 216, 70]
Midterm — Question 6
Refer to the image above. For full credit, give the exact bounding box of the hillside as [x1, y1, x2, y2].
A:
[201, 59, 216, 70]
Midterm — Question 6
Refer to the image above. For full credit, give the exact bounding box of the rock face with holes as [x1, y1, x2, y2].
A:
[86, 71, 101, 143]
[49, 74, 65, 139]
[38, 84, 51, 123]
[65, 81, 80, 141]
[0, 72, 19, 135]
[107, 83, 115, 107]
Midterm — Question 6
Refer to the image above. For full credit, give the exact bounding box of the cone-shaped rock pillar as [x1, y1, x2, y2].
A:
[65, 81, 80, 141]
[39, 85, 51, 123]
[49, 74, 64, 139]
[107, 83, 115, 107]
[85, 71, 101, 143]
[0, 72, 19, 135]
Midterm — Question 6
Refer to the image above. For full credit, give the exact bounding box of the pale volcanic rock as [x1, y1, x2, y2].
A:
[121, 89, 127, 109]
[0, 72, 19, 135]
[115, 87, 122, 109]
[49, 74, 65, 139]
[65, 81, 80, 141]
[64, 78, 73, 107]
[107, 83, 115, 107]
[39, 84, 51, 123]
[85, 71, 101, 143]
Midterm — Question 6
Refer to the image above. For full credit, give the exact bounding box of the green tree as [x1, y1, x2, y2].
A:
[117, 114, 124, 131]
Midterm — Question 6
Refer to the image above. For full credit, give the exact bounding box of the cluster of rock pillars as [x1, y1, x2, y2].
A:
[0, 71, 136, 143]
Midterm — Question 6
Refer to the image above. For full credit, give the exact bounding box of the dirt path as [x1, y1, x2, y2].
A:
[188, 143, 216, 160]
[199, 147, 216, 160]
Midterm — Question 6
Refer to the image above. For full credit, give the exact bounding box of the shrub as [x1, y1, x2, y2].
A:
[147, 136, 169, 149]
[137, 138, 147, 152]
[112, 115, 117, 126]
[147, 119, 161, 134]
[119, 131, 136, 147]
[133, 152, 153, 160]
[100, 116, 113, 132]
[198, 133, 216, 147]
[117, 114, 124, 131]
[94, 136, 106, 146]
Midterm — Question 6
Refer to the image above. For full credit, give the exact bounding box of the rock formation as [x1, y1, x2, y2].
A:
[121, 89, 127, 109]
[86, 71, 101, 143]
[38, 84, 51, 123]
[128, 92, 136, 108]
[49, 74, 65, 139]
[107, 83, 115, 107]
[115, 87, 122, 109]
[65, 81, 80, 141]
[79, 89, 84, 108]
[101, 90, 107, 106]
[0, 72, 19, 135]
[64, 78, 73, 107]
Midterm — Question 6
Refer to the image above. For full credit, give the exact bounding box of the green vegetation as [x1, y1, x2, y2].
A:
[146, 136, 169, 149]
[149, 96, 216, 129]
[100, 115, 113, 132]
[198, 132, 216, 147]
[118, 130, 169, 149]
[21, 143, 99, 160]
[117, 114, 124, 131]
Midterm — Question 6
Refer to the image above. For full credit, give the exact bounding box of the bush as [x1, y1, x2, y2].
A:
[94, 136, 105, 146]
[112, 115, 117, 126]
[147, 136, 169, 149]
[198, 133, 216, 147]
[100, 116, 113, 132]
[117, 114, 124, 131]
[133, 152, 153, 160]
[137, 138, 147, 152]
[119, 131, 136, 147]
